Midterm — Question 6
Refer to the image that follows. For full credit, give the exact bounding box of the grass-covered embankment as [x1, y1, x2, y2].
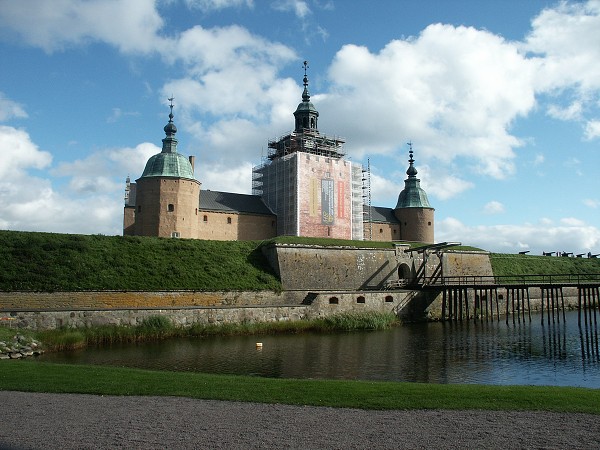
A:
[0, 230, 281, 291]
[36, 312, 399, 351]
[0, 230, 483, 292]
[1, 361, 599, 414]
[490, 253, 600, 278]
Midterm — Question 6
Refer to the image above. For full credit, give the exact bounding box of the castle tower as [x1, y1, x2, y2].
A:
[133, 99, 201, 238]
[394, 146, 434, 243]
[252, 62, 364, 239]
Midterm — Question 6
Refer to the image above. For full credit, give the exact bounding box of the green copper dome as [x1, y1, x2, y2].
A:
[139, 100, 196, 180]
[140, 152, 195, 179]
[395, 150, 432, 209]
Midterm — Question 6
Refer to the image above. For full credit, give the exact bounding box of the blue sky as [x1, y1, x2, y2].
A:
[0, 0, 599, 255]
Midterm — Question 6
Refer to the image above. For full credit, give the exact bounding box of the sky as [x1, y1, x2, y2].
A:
[0, 0, 599, 256]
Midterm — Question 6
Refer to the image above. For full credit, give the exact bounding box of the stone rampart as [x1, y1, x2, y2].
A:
[0, 291, 298, 311]
[262, 243, 400, 290]
[0, 290, 415, 330]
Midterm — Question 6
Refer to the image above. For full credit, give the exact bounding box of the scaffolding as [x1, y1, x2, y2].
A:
[252, 128, 367, 238]
[252, 153, 297, 236]
[362, 158, 372, 240]
[267, 129, 345, 160]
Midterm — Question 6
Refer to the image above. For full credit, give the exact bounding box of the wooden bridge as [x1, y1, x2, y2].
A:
[386, 273, 600, 325]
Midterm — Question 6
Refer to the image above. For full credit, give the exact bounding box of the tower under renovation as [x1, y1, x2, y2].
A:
[252, 62, 364, 239]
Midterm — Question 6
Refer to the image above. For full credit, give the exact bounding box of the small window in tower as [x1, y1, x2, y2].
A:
[137, 206, 141, 213]
[271, 220, 275, 227]
[379, 228, 383, 233]
[227, 217, 232, 224]
[356, 296, 365, 304]
[168, 204, 174, 212]
[393, 229, 397, 234]
[195, 208, 198, 215]
[329, 297, 339, 305]
[404, 222, 407, 226]
[385, 295, 394, 303]
[428, 221, 432, 226]
[171, 231, 180, 238]
[203, 215, 208, 222]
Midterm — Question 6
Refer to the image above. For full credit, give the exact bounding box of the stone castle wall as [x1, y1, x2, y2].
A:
[262, 244, 401, 290]
[0, 290, 413, 330]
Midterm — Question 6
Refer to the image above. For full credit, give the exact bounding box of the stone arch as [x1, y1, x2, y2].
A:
[398, 263, 413, 286]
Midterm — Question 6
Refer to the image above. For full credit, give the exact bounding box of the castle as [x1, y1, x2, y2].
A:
[123, 64, 434, 243]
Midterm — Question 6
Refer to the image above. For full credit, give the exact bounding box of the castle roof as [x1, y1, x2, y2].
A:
[395, 149, 432, 209]
[139, 99, 196, 180]
[200, 190, 275, 216]
[363, 205, 399, 224]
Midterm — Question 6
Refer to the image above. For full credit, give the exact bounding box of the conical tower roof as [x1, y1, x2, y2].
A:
[395, 148, 432, 209]
[139, 99, 195, 180]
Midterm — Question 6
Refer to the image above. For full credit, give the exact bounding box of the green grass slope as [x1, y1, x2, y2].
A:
[1, 230, 598, 292]
[0, 230, 280, 291]
[490, 253, 600, 278]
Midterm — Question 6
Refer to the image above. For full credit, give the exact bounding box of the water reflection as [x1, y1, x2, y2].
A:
[39, 310, 600, 388]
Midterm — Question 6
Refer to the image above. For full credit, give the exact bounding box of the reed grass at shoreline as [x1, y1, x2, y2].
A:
[35, 311, 399, 352]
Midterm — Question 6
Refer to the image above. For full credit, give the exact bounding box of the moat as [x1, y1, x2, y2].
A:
[39, 310, 600, 388]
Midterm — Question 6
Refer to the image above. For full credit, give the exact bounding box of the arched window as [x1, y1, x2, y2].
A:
[329, 297, 339, 305]
[356, 296, 365, 304]
[168, 204, 174, 212]
[227, 217, 232, 224]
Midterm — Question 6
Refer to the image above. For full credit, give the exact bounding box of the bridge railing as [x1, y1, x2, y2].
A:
[422, 273, 600, 287]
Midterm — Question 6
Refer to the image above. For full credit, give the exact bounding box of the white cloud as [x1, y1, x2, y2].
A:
[437, 217, 600, 255]
[0, 126, 125, 235]
[0, 126, 52, 179]
[0, 0, 165, 54]
[184, 0, 254, 12]
[272, 0, 311, 19]
[52, 143, 160, 193]
[200, 162, 253, 193]
[483, 201, 505, 215]
[583, 198, 600, 208]
[106, 108, 140, 124]
[323, 23, 536, 179]
[546, 101, 582, 121]
[0, 93, 28, 122]
[533, 153, 545, 166]
[524, 0, 600, 93]
[584, 120, 600, 140]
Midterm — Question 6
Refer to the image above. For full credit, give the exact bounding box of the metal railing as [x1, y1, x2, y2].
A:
[420, 273, 600, 287]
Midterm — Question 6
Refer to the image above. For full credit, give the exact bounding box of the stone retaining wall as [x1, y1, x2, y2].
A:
[0, 291, 413, 330]
[0, 290, 299, 311]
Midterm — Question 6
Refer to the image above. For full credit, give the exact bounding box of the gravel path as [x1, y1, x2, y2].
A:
[0, 391, 598, 449]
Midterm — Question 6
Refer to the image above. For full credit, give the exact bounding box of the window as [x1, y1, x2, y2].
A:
[137, 206, 141, 213]
[227, 217, 232, 224]
[428, 221, 432, 226]
[385, 295, 394, 303]
[168, 204, 174, 212]
[203, 215, 208, 222]
[171, 231, 180, 238]
[329, 297, 339, 305]
[379, 228, 383, 233]
[356, 296, 365, 304]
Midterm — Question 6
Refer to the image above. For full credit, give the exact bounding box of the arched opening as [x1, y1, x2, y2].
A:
[398, 263, 413, 287]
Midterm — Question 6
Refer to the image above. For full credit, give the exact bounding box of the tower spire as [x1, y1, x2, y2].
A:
[294, 60, 319, 132]
[302, 60, 310, 102]
[406, 141, 417, 177]
[162, 97, 178, 152]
